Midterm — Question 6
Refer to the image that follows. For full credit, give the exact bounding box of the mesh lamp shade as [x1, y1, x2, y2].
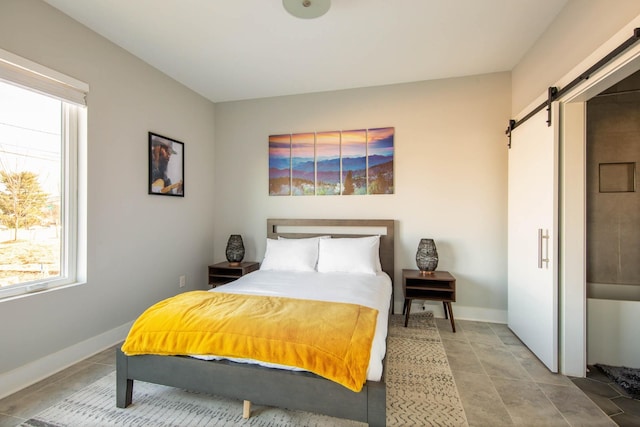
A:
[225, 235, 245, 266]
[416, 238, 438, 275]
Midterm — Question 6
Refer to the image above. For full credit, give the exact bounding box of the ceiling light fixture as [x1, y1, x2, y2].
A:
[283, 0, 330, 19]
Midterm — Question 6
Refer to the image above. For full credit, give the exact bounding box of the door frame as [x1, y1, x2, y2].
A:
[556, 21, 640, 377]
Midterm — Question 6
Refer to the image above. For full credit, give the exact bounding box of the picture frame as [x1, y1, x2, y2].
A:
[148, 132, 184, 197]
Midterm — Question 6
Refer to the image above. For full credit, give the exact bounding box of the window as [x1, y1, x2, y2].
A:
[0, 49, 87, 300]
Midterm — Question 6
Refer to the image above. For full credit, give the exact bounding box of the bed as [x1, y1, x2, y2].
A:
[116, 218, 395, 427]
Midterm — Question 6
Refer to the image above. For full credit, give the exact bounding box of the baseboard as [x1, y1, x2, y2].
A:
[399, 300, 507, 324]
[0, 321, 133, 400]
[451, 304, 507, 323]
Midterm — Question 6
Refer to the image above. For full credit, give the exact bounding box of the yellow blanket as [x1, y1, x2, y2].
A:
[122, 291, 378, 392]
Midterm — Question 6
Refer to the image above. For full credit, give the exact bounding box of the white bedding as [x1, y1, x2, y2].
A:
[198, 269, 392, 382]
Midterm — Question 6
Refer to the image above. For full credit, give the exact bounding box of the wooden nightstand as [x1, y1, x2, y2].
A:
[208, 261, 259, 288]
[402, 269, 457, 332]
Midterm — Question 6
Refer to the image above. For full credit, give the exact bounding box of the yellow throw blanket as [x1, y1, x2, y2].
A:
[122, 291, 378, 392]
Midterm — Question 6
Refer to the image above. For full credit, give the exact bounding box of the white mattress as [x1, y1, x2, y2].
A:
[198, 269, 392, 382]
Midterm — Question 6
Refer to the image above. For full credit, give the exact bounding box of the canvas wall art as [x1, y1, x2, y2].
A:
[268, 134, 291, 196]
[291, 132, 315, 195]
[367, 127, 395, 195]
[316, 131, 341, 195]
[269, 127, 394, 196]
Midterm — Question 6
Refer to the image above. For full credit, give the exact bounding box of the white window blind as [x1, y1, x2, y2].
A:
[0, 48, 88, 106]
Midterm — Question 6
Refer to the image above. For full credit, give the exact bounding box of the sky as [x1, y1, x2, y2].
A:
[0, 80, 61, 196]
[368, 127, 394, 157]
[270, 128, 395, 162]
[316, 131, 340, 161]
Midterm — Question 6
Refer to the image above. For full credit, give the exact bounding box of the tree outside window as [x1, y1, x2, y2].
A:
[0, 81, 63, 288]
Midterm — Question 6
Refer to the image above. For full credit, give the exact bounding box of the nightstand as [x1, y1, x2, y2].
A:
[402, 269, 456, 332]
[208, 261, 259, 288]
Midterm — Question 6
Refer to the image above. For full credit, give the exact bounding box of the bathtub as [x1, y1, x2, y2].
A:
[587, 282, 640, 367]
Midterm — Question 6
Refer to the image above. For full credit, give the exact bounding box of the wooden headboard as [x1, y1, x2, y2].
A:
[267, 218, 395, 282]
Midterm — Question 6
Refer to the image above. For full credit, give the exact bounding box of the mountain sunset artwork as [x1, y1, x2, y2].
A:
[291, 132, 315, 195]
[316, 131, 341, 195]
[268, 127, 394, 196]
[341, 129, 367, 195]
[367, 127, 394, 194]
[268, 134, 291, 196]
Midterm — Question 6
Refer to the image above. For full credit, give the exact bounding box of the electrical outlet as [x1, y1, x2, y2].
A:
[179, 275, 186, 288]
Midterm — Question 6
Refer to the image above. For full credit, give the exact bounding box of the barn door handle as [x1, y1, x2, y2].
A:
[538, 228, 550, 269]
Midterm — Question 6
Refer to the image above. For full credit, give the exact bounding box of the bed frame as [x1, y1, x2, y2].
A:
[116, 218, 395, 426]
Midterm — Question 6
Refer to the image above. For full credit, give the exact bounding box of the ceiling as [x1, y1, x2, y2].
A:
[43, 0, 568, 103]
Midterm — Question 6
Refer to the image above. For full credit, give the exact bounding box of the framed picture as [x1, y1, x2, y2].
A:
[148, 132, 184, 197]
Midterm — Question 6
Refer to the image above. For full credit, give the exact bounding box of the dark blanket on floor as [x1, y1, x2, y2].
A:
[596, 363, 640, 398]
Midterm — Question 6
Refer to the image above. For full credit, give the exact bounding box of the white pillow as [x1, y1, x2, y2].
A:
[260, 238, 319, 272]
[317, 235, 382, 275]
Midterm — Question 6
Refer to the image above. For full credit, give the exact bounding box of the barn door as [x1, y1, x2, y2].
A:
[507, 103, 559, 372]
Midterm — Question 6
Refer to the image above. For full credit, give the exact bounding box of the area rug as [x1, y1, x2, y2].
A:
[595, 363, 640, 398]
[21, 313, 468, 426]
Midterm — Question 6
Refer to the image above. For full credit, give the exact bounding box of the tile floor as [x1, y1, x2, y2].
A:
[0, 318, 636, 426]
[570, 366, 640, 427]
[435, 317, 621, 426]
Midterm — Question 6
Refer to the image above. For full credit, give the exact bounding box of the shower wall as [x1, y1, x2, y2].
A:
[586, 70, 640, 291]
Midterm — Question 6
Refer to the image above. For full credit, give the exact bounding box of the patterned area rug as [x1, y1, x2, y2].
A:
[21, 313, 468, 426]
[386, 314, 467, 426]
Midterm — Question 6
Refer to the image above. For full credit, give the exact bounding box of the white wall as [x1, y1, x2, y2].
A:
[213, 73, 510, 321]
[0, 0, 216, 396]
[512, 0, 640, 115]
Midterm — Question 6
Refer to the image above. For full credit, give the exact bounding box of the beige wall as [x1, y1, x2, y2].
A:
[0, 0, 216, 391]
[213, 73, 510, 319]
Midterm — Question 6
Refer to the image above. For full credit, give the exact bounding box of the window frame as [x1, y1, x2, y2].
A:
[0, 49, 87, 300]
